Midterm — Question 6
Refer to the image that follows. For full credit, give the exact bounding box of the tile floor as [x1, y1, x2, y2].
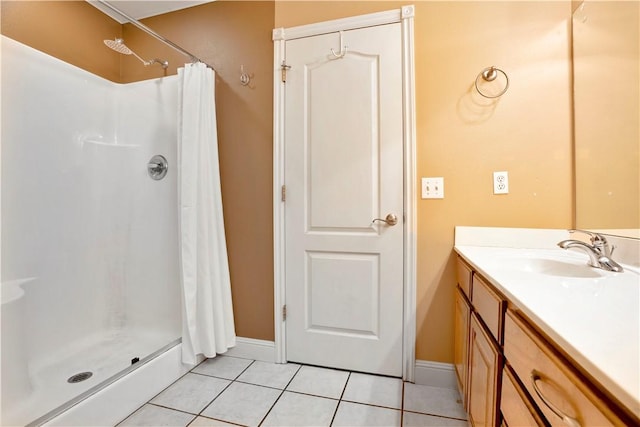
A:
[118, 355, 468, 427]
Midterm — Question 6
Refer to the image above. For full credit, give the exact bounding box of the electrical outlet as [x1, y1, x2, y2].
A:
[493, 171, 509, 194]
[422, 177, 444, 199]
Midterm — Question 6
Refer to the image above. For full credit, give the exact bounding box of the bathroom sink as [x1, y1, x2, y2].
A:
[504, 257, 604, 278]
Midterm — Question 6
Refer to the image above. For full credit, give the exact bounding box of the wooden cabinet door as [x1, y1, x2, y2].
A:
[454, 287, 471, 409]
[468, 312, 502, 427]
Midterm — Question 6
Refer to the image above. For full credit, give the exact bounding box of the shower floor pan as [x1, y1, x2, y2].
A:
[4, 328, 178, 427]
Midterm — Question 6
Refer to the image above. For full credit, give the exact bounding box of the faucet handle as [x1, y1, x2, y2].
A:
[568, 229, 607, 244]
[568, 229, 612, 256]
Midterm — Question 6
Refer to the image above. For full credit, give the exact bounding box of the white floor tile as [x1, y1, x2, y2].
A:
[119, 361, 471, 427]
[201, 382, 281, 427]
[192, 356, 253, 380]
[236, 361, 301, 389]
[403, 383, 466, 420]
[403, 411, 469, 427]
[341, 373, 403, 409]
[150, 373, 230, 414]
[118, 404, 195, 427]
[332, 401, 401, 427]
[189, 416, 240, 427]
[286, 365, 349, 399]
[261, 391, 338, 427]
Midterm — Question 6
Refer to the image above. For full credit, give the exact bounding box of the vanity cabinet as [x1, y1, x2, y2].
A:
[468, 312, 502, 427]
[455, 258, 504, 427]
[456, 255, 638, 427]
[454, 287, 471, 408]
[454, 260, 472, 408]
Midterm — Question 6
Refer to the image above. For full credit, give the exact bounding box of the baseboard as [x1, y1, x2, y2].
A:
[224, 337, 276, 362]
[414, 359, 457, 389]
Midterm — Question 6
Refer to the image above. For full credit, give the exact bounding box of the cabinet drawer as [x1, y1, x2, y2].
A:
[472, 274, 505, 344]
[501, 364, 546, 427]
[504, 310, 626, 426]
[457, 257, 472, 299]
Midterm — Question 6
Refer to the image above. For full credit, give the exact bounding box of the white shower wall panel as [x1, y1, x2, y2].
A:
[114, 78, 181, 336]
[2, 36, 119, 360]
[1, 36, 180, 365]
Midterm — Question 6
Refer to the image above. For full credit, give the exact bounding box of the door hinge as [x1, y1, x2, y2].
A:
[281, 61, 291, 83]
[282, 305, 287, 321]
[281, 185, 286, 202]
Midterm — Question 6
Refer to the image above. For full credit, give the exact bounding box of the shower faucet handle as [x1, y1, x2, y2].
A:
[147, 155, 168, 180]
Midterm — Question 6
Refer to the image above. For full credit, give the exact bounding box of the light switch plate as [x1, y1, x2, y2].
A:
[422, 177, 444, 199]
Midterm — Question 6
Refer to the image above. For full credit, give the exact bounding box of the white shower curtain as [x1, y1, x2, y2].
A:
[178, 62, 236, 365]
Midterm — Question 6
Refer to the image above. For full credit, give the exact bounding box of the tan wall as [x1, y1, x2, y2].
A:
[2, 1, 575, 363]
[276, 1, 574, 363]
[1, 1, 121, 81]
[573, 0, 639, 230]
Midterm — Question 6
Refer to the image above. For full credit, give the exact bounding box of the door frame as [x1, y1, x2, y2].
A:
[272, 5, 417, 381]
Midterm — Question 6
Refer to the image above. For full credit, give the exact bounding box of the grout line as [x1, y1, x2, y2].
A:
[338, 371, 351, 401]
[187, 413, 246, 427]
[257, 363, 303, 426]
[234, 358, 256, 380]
[340, 399, 403, 412]
[402, 408, 468, 421]
[191, 357, 255, 381]
[193, 359, 256, 420]
[256, 388, 286, 426]
[194, 379, 234, 418]
[282, 389, 340, 401]
[328, 371, 351, 426]
[189, 371, 237, 381]
[400, 380, 405, 427]
[235, 379, 293, 391]
[146, 402, 198, 416]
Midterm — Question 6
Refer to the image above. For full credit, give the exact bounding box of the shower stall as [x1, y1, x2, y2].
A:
[1, 35, 183, 425]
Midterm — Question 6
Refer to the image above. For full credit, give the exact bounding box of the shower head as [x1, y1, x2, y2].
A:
[103, 38, 168, 69]
[104, 38, 137, 56]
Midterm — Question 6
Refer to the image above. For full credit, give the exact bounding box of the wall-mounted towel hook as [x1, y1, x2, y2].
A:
[330, 31, 348, 59]
[240, 65, 251, 86]
[475, 66, 509, 98]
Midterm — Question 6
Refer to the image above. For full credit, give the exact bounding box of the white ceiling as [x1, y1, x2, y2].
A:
[88, 1, 215, 23]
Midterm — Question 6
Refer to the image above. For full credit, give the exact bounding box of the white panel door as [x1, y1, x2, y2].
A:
[284, 23, 404, 376]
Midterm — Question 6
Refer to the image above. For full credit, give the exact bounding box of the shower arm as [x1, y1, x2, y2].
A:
[96, 0, 215, 70]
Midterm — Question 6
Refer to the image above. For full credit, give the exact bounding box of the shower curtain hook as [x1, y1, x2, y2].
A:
[330, 31, 348, 59]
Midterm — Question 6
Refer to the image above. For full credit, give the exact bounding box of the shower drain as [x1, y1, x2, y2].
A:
[67, 371, 93, 384]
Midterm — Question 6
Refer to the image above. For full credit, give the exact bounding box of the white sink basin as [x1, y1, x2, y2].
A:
[503, 255, 605, 278]
[468, 247, 639, 281]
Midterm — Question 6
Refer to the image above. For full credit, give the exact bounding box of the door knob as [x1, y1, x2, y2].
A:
[372, 213, 398, 226]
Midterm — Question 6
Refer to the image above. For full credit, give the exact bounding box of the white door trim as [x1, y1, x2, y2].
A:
[272, 5, 417, 381]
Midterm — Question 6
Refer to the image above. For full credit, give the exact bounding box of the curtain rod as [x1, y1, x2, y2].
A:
[96, 0, 215, 70]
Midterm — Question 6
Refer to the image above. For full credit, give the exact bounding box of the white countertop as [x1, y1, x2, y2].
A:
[454, 227, 640, 416]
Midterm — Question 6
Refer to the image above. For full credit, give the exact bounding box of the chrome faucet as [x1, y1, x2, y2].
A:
[558, 230, 624, 272]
